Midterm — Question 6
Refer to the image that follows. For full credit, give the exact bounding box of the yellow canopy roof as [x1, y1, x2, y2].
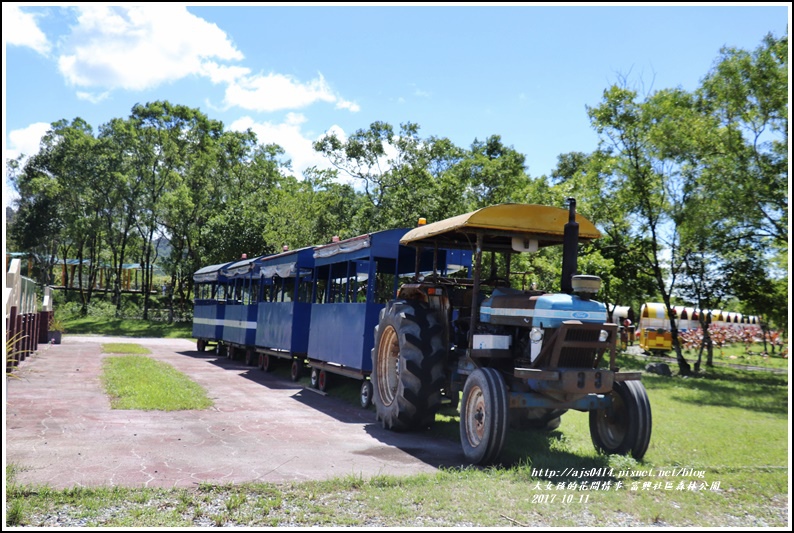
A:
[399, 203, 601, 251]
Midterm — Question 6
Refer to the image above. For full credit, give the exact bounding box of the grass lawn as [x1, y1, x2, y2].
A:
[100, 349, 213, 411]
[61, 316, 194, 339]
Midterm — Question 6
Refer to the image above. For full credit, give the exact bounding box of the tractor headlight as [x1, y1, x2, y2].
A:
[599, 329, 609, 342]
[530, 327, 544, 343]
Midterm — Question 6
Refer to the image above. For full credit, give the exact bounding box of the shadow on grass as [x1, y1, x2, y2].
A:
[614, 351, 788, 414]
[642, 371, 788, 415]
[418, 414, 619, 482]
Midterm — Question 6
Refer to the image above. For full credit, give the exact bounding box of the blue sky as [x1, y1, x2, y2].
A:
[3, 3, 790, 213]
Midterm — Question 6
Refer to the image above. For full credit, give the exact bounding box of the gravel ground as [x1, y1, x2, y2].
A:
[11, 487, 789, 528]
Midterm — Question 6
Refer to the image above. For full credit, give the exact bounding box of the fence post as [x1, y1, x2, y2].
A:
[39, 286, 53, 343]
[7, 307, 20, 370]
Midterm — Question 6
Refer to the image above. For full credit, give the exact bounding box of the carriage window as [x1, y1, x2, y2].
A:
[265, 280, 277, 302]
[282, 278, 295, 302]
[328, 263, 348, 303]
[297, 272, 313, 303]
[218, 283, 230, 301]
[272, 277, 285, 302]
[314, 277, 328, 304]
[240, 280, 250, 304]
[244, 279, 259, 305]
[372, 257, 397, 304]
[376, 273, 396, 303]
[250, 279, 259, 304]
[349, 260, 366, 303]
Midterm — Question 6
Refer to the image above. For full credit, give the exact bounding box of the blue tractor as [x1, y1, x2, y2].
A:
[370, 198, 652, 465]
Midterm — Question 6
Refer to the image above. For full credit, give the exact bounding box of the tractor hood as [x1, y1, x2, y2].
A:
[480, 288, 608, 328]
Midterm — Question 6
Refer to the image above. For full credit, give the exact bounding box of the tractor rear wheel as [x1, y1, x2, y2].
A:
[589, 380, 652, 459]
[370, 300, 445, 431]
[460, 368, 509, 465]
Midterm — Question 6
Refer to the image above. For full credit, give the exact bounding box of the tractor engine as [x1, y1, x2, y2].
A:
[477, 274, 608, 370]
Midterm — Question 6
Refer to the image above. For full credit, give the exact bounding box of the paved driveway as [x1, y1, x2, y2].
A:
[5, 336, 466, 489]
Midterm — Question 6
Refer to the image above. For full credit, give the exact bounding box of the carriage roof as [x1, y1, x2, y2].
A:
[399, 203, 601, 251]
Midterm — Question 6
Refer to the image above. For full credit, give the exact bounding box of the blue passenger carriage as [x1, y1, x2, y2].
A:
[192, 260, 236, 352]
[305, 228, 471, 407]
[218, 254, 269, 365]
[252, 246, 316, 375]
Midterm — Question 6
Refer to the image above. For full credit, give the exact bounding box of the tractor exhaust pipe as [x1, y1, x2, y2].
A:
[561, 197, 579, 294]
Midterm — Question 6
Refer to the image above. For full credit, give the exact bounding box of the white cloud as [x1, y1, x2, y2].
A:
[201, 61, 251, 85]
[4, 5, 51, 55]
[225, 72, 345, 113]
[48, 6, 360, 117]
[6, 122, 51, 162]
[335, 99, 361, 112]
[5, 122, 52, 211]
[222, 69, 360, 114]
[57, 5, 243, 91]
[322, 124, 347, 143]
[75, 91, 110, 104]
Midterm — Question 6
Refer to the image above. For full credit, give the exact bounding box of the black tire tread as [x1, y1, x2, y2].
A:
[460, 367, 509, 465]
[589, 380, 652, 459]
[371, 300, 446, 431]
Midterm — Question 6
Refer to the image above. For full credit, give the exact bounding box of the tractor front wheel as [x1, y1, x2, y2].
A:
[589, 380, 652, 459]
[460, 368, 509, 465]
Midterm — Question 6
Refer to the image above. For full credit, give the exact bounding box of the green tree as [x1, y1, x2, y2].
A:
[670, 31, 789, 363]
[122, 102, 220, 318]
[7, 156, 62, 286]
[15, 118, 108, 314]
[198, 135, 288, 266]
[313, 121, 471, 232]
[156, 115, 224, 317]
[587, 85, 701, 374]
[459, 135, 530, 208]
[263, 168, 362, 250]
[95, 118, 147, 313]
[698, 31, 788, 248]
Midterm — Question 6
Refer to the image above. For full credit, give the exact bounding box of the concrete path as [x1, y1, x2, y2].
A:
[5, 336, 466, 489]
